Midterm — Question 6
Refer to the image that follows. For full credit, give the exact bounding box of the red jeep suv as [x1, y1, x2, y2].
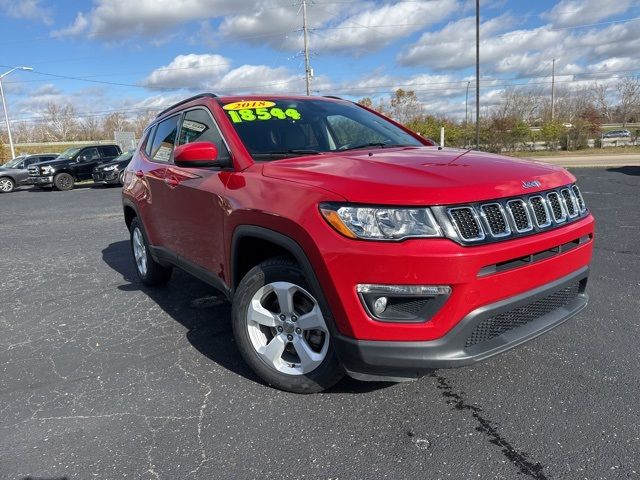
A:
[122, 93, 594, 393]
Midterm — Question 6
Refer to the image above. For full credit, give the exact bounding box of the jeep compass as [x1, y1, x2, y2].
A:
[122, 93, 594, 393]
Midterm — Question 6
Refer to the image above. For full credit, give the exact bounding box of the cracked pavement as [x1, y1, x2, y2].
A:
[1, 168, 639, 479]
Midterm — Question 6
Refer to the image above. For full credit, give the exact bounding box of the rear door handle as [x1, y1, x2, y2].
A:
[135, 170, 144, 178]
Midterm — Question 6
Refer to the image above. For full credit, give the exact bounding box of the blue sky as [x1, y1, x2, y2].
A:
[1, 0, 638, 123]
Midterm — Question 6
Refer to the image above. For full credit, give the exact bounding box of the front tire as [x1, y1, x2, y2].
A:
[232, 257, 344, 393]
[0, 177, 15, 193]
[129, 217, 172, 286]
[118, 170, 125, 186]
[54, 173, 74, 191]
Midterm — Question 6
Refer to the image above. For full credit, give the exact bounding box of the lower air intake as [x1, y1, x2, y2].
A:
[464, 282, 581, 348]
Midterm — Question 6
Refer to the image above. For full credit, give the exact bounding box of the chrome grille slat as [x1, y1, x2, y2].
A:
[529, 195, 552, 228]
[506, 199, 533, 232]
[479, 203, 510, 237]
[572, 185, 586, 213]
[546, 192, 567, 223]
[448, 207, 485, 242]
[561, 188, 579, 218]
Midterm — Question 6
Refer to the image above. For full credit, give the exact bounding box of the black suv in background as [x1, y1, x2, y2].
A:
[28, 144, 121, 191]
[92, 150, 134, 186]
[0, 153, 59, 193]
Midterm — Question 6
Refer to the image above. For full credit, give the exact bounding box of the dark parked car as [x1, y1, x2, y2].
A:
[0, 153, 60, 193]
[28, 144, 122, 191]
[603, 129, 631, 138]
[92, 150, 134, 186]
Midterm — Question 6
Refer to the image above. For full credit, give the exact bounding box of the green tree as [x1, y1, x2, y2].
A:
[540, 121, 567, 150]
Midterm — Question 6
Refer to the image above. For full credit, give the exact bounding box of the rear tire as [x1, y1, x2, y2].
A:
[232, 256, 344, 393]
[129, 217, 172, 286]
[0, 177, 15, 193]
[54, 173, 74, 191]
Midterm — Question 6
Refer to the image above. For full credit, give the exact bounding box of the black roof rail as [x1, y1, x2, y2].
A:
[156, 93, 218, 118]
[323, 95, 345, 100]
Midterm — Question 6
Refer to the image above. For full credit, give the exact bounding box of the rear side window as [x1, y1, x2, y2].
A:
[149, 116, 179, 163]
[178, 109, 230, 161]
[99, 146, 120, 157]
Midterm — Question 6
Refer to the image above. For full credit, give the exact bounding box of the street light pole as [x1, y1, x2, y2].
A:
[0, 66, 33, 159]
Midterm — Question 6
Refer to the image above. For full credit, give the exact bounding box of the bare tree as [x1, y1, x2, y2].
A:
[102, 112, 131, 139]
[590, 82, 613, 123]
[389, 89, 422, 124]
[43, 102, 79, 141]
[616, 76, 640, 127]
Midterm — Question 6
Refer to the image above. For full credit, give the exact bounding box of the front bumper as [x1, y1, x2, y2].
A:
[334, 266, 589, 380]
[92, 171, 119, 184]
[27, 175, 53, 185]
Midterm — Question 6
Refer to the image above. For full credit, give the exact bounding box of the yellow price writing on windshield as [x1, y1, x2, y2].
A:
[226, 107, 302, 124]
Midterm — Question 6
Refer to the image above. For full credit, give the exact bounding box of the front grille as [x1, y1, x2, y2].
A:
[439, 183, 588, 245]
[449, 207, 484, 241]
[464, 282, 581, 348]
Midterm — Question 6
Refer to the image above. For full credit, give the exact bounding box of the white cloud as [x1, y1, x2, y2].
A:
[542, 0, 634, 27]
[52, 12, 88, 37]
[310, 0, 460, 54]
[0, 0, 51, 24]
[144, 54, 231, 89]
[54, 0, 243, 39]
[143, 53, 310, 94]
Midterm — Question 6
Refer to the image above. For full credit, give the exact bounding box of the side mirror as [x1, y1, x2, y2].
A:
[173, 142, 222, 168]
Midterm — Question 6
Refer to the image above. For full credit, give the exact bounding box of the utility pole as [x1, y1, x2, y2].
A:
[465, 81, 470, 147]
[302, 0, 312, 96]
[475, 0, 480, 149]
[551, 58, 556, 121]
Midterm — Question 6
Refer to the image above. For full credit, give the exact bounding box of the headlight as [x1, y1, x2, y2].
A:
[41, 166, 54, 174]
[103, 165, 118, 171]
[320, 203, 443, 240]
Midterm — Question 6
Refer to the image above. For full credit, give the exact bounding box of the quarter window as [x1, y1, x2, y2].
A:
[149, 116, 180, 163]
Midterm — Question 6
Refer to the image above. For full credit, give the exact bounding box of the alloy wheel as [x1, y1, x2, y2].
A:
[246, 281, 329, 375]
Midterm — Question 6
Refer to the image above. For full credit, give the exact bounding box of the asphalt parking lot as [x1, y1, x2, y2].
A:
[1, 168, 639, 480]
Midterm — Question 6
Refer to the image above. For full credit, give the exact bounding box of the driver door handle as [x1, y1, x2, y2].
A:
[164, 177, 179, 188]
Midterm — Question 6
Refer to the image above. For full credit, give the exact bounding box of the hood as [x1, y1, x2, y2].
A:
[95, 158, 130, 171]
[261, 146, 574, 205]
[33, 157, 71, 168]
[0, 166, 23, 172]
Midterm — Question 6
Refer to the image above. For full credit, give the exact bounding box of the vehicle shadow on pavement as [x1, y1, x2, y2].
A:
[606, 166, 640, 176]
[101, 240, 390, 393]
[24, 183, 97, 193]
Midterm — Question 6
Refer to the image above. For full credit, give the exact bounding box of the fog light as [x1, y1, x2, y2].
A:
[373, 296, 388, 315]
[356, 284, 452, 323]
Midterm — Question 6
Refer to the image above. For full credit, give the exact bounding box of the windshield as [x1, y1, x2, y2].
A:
[114, 151, 134, 162]
[2, 156, 28, 168]
[58, 147, 82, 159]
[217, 98, 425, 160]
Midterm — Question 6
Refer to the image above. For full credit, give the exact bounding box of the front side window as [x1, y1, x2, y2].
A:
[143, 126, 157, 157]
[216, 98, 424, 160]
[81, 148, 100, 160]
[149, 116, 179, 163]
[178, 109, 230, 162]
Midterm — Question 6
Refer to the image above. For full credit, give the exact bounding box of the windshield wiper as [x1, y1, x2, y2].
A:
[338, 142, 404, 151]
[264, 149, 321, 155]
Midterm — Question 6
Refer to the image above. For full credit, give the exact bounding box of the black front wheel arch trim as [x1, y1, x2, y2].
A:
[230, 225, 341, 338]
